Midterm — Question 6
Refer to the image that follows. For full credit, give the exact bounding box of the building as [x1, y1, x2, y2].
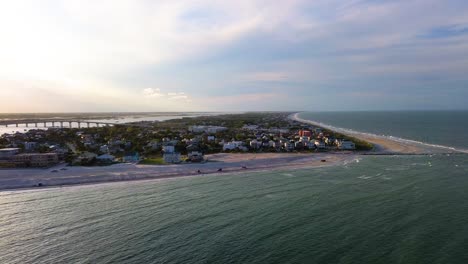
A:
[284, 141, 295, 151]
[0, 148, 20, 159]
[242, 125, 259, 130]
[11, 153, 59, 167]
[295, 141, 304, 149]
[222, 141, 244, 151]
[99, 145, 109, 153]
[162, 145, 175, 153]
[187, 151, 204, 162]
[273, 141, 281, 148]
[337, 140, 356, 150]
[164, 152, 181, 163]
[249, 139, 261, 149]
[189, 126, 227, 134]
[324, 137, 336, 145]
[268, 140, 275, 147]
[298, 130, 312, 137]
[97, 154, 115, 164]
[24, 142, 38, 151]
[314, 140, 326, 149]
[123, 152, 140, 163]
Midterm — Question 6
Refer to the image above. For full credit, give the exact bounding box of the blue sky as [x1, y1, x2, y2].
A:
[1, 0, 468, 112]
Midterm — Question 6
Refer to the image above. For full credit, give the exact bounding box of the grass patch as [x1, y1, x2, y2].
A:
[139, 157, 166, 165]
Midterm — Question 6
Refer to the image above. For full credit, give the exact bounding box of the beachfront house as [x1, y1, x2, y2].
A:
[123, 152, 140, 163]
[97, 154, 115, 164]
[284, 141, 295, 151]
[337, 140, 356, 150]
[11, 153, 59, 167]
[187, 151, 204, 162]
[314, 140, 326, 149]
[163, 152, 181, 163]
[223, 141, 245, 151]
[249, 139, 261, 149]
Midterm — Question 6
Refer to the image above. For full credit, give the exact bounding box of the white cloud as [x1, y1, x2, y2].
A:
[142, 89, 191, 102]
[143, 88, 164, 98]
[1, 0, 468, 111]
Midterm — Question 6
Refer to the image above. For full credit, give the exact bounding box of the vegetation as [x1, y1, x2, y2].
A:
[139, 157, 166, 165]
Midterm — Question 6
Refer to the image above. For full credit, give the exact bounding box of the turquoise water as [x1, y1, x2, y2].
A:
[1, 111, 468, 263]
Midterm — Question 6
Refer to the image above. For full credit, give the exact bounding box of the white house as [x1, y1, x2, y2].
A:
[337, 140, 356, 150]
[314, 140, 326, 149]
[324, 137, 336, 145]
[250, 139, 261, 149]
[223, 141, 244, 151]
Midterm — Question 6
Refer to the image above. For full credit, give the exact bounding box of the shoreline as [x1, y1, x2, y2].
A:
[290, 113, 460, 154]
[2, 111, 456, 192]
[0, 153, 356, 192]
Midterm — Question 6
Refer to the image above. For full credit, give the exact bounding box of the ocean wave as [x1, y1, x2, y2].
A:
[292, 113, 468, 154]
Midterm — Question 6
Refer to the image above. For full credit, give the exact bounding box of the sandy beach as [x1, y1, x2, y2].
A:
[1, 112, 452, 191]
[291, 113, 456, 154]
[0, 152, 355, 191]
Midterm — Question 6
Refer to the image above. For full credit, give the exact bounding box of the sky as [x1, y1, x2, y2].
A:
[1, 0, 468, 112]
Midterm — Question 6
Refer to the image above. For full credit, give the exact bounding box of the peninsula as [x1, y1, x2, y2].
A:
[0, 112, 434, 190]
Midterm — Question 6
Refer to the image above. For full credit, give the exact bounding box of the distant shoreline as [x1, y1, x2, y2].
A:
[290, 112, 460, 154]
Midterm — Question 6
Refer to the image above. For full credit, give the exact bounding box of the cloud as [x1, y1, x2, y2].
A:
[1, 0, 468, 111]
[168, 92, 190, 101]
[143, 88, 164, 98]
[142, 89, 191, 102]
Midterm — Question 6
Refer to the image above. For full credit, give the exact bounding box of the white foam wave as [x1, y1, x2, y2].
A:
[291, 113, 468, 154]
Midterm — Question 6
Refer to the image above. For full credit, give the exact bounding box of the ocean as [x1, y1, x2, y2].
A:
[297, 111, 468, 151]
[1, 111, 467, 263]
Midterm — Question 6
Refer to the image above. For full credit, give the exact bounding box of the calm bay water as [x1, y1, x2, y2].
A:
[1, 111, 468, 263]
[0, 112, 222, 135]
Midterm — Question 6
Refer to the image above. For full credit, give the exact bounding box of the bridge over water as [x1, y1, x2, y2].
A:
[0, 119, 126, 129]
